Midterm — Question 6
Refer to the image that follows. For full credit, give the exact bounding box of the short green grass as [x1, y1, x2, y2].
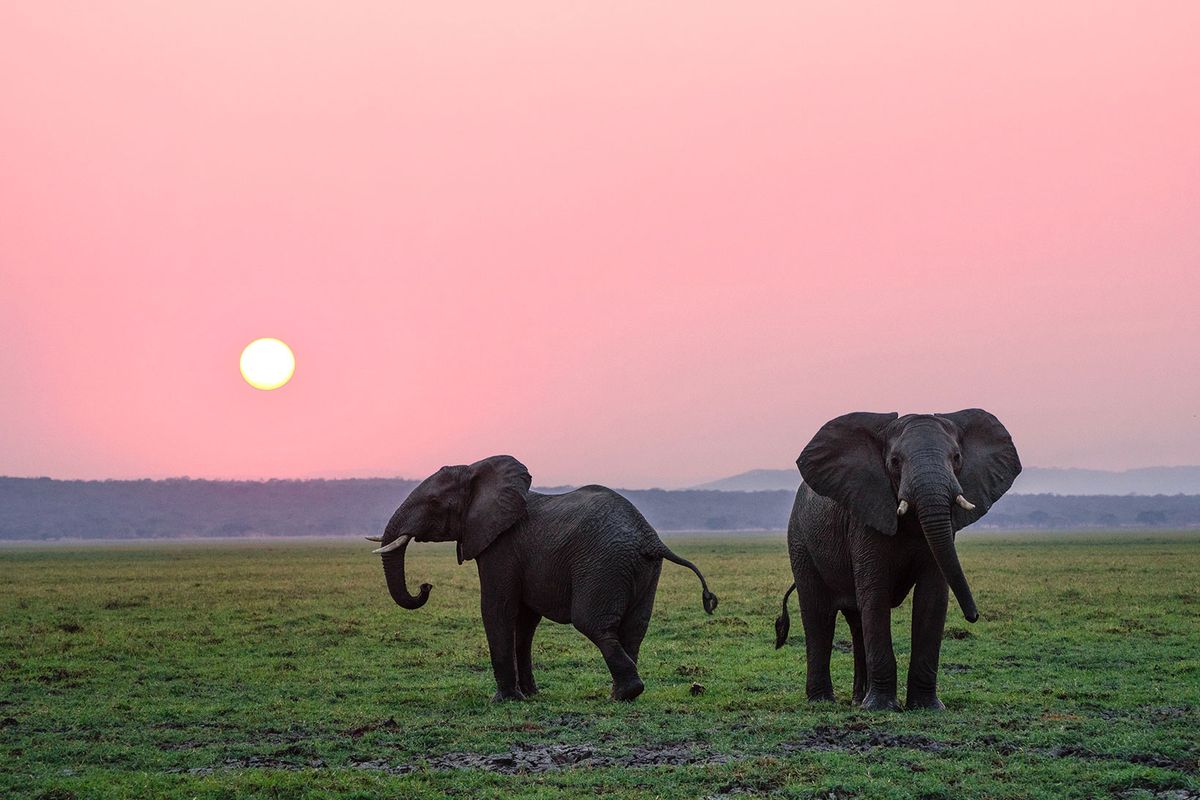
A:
[1, 532, 1197, 799]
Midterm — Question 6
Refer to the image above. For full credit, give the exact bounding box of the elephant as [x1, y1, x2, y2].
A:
[368, 455, 718, 702]
[774, 409, 1020, 711]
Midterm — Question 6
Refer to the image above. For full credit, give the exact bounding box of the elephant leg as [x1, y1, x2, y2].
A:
[799, 600, 837, 702]
[906, 570, 949, 710]
[858, 597, 900, 711]
[617, 598, 655, 666]
[618, 565, 660, 665]
[843, 609, 868, 705]
[515, 605, 542, 697]
[791, 545, 837, 702]
[481, 594, 524, 702]
[578, 618, 643, 701]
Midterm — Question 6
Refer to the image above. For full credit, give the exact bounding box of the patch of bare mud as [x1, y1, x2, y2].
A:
[422, 741, 729, 774]
[782, 724, 947, 755]
[346, 717, 402, 739]
[159, 721, 1197, 778]
[1042, 745, 1197, 775]
[347, 741, 729, 775]
[175, 755, 327, 775]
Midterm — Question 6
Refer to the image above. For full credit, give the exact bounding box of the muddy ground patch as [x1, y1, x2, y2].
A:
[353, 741, 731, 775]
[160, 721, 1195, 778]
[781, 724, 948, 755]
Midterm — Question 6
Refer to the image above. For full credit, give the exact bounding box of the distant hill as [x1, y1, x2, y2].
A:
[0, 478, 794, 540]
[692, 466, 1200, 496]
[2, 477, 1199, 541]
[691, 469, 802, 492]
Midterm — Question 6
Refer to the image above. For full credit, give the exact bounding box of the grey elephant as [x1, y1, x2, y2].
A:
[368, 455, 718, 702]
[775, 410, 1020, 711]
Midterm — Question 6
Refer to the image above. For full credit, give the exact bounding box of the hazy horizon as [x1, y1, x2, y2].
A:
[7, 463, 1200, 494]
[3, 3, 1199, 488]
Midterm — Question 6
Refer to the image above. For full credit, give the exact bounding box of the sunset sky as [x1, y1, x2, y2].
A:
[2, 2, 1198, 488]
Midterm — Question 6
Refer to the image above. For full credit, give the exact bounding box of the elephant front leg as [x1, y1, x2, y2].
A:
[515, 606, 542, 696]
[481, 598, 525, 702]
[843, 609, 868, 706]
[906, 571, 949, 710]
[858, 597, 901, 711]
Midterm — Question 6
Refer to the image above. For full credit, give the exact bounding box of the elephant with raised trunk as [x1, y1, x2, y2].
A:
[369, 455, 718, 702]
[775, 409, 1020, 711]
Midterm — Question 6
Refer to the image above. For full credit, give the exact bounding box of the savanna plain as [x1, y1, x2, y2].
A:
[1, 533, 1197, 799]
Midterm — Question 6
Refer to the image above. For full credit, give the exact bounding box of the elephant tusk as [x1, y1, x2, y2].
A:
[955, 495, 976, 511]
[372, 535, 410, 554]
[897, 500, 909, 516]
[364, 536, 383, 542]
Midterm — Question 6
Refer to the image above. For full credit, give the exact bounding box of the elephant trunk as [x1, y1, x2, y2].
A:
[380, 536, 432, 610]
[915, 491, 979, 623]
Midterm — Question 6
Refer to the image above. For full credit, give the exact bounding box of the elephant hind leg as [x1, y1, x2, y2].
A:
[601, 637, 644, 701]
[800, 602, 838, 702]
[618, 562, 661, 665]
[843, 609, 867, 705]
[515, 605, 542, 696]
[577, 618, 643, 701]
[790, 543, 837, 702]
[618, 591, 658, 666]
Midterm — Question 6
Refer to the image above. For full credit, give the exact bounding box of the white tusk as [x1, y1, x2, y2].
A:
[897, 500, 909, 516]
[372, 535, 410, 554]
[364, 536, 383, 543]
[955, 495, 976, 511]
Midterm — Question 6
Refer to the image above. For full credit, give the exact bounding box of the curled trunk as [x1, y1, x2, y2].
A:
[381, 537, 432, 609]
[916, 498, 979, 623]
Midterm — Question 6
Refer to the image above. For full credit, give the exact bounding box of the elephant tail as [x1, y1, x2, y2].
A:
[775, 583, 796, 649]
[657, 546, 718, 615]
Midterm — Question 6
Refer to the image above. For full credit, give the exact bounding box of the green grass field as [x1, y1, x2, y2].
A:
[2, 532, 1197, 799]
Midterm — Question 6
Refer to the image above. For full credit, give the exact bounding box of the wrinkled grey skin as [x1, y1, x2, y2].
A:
[775, 410, 1020, 711]
[376, 455, 717, 702]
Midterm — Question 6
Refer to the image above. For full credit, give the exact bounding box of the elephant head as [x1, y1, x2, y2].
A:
[367, 455, 532, 610]
[797, 409, 1020, 622]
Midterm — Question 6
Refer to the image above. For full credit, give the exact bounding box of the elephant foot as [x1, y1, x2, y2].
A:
[905, 694, 945, 711]
[860, 690, 902, 712]
[611, 677, 645, 702]
[806, 689, 837, 704]
[519, 681, 539, 697]
[491, 689, 527, 703]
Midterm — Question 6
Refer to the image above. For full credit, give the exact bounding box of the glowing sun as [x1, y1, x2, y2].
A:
[240, 338, 295, 390]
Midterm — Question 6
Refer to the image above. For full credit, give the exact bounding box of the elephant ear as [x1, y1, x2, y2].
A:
[940, 409, 1022, 529]
[797, 412, 900, 537]
[458, 455, 532, 563]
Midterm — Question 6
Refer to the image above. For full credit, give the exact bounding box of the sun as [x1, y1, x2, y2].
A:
[239, 338, 295, 390]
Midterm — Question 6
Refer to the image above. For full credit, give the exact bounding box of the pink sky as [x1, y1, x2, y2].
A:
[2, 2, 1198, 488]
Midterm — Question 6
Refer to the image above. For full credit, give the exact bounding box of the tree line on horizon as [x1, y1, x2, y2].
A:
[1, 477, 1198, 541]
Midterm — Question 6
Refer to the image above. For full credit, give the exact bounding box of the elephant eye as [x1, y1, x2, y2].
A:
[952, 451, 962, 468]
[889, 455, 901, 470]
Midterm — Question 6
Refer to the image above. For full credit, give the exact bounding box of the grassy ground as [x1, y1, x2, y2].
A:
[1, 532, 1197, 799]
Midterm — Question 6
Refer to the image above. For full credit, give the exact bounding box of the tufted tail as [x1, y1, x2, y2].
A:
[658, 545, 718, 614]
[775, 582, 796, 648]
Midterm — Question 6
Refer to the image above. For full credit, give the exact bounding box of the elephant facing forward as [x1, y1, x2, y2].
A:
[776, 409, 1020, 711]
[370, 455, 718, 702]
